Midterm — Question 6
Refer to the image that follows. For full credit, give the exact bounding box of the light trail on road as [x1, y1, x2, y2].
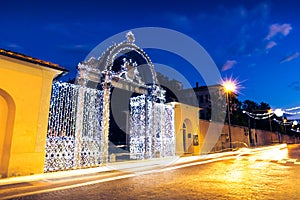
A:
[0, 144, 293, 200]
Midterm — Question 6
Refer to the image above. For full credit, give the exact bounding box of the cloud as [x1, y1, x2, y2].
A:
[222, 60, 237, 71]
[265, 23, 292, 40]
[218, 3, 270, 58]
[288, 81, 300, 91]
[163, 13, 191, 30]
[60, 44, 91, 54]
[280, 52, 300, 63]
[44, 23, 71, 37]
[5, 43, 23, 50]
[265, 41, 277, 50]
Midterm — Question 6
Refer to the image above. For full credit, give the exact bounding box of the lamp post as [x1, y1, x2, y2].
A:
[226, 91, 232, 149]
[222, 80, 236, 149]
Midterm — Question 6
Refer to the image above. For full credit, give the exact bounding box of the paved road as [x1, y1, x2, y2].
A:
[3, 144, 300, 200]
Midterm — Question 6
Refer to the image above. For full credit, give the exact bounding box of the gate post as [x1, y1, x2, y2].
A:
[144, 96, 153, 159]
[101, 70, 111, 164]
[74, 85, 85, 168]
[161, 105, 166, 157]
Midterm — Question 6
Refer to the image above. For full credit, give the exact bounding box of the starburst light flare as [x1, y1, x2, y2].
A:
[221, 76, 243, 94]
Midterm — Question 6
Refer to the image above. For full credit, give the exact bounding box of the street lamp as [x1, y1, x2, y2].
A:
[222, 80, 237, 149]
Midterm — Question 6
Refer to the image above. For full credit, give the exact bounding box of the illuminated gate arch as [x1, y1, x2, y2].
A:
[76, 31, 158, 90]
[45, 32, 175, 172]
[75, 31, 169, 163]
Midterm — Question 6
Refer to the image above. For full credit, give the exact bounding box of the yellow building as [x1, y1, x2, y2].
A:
[170, 102, 201, 155]
[0, 49, 66, 177]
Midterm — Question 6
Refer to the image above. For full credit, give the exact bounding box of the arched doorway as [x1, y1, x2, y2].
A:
[0, 89, 15, 177]
[182, 119, 193, 154]
[107, 49, 154, 154]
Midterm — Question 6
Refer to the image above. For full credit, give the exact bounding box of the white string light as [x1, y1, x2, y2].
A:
[273, 106, 300, 117]
[242, 106, 300, 133]
[284, 111, 300, 115]
[291, 128, 300, 133]
[285, 106, 300, 111]
[242, 110, 274, 120]
[273, 118, 293, 125]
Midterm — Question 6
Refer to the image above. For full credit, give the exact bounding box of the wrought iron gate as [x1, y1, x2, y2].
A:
[44, 31, 176, 172]
[129, 95, 175, 159]
[45, 82, 104, 172]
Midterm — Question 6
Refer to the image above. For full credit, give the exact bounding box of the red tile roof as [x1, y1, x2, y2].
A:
[0, 48, 68, 73]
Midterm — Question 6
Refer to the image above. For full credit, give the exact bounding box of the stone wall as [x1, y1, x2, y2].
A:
[199, 119, 297, 153]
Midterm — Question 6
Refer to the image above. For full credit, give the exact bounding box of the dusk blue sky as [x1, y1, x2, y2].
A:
[1, 0, 299, 110]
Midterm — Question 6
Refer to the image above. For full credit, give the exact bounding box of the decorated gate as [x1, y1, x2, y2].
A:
[45, 82, 104, 172]
[44, 32, 175, 172]
[129, 95, 175, 160]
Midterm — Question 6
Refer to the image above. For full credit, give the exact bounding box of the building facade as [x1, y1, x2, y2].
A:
[171, 102, 200, 155]
[181, 83, 228, 120]
[0, 49, 66, 177]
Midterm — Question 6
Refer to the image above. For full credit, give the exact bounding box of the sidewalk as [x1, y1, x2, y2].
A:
[0, 143, 287, 187]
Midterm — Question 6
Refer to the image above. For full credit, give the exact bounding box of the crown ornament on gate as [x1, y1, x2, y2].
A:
[126, 31, 135, 43]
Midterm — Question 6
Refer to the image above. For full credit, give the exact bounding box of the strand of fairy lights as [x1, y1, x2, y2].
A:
[242, 110, 300, 134]
[242, 108, 300, 127]
[291, 128, 300, 133]
[273, 106, 300, 116]
[242, 110, 274, 120]
[242, 105, 300, 120]
[285, 106, 300, 111]
[273, 118, 293, 125]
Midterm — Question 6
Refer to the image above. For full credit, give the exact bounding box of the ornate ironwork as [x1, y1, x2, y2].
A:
[45, 32, 175, 172]
[129, 96, 175, 160]
[45, 82, 104, 172]
[129, 95, 147, 159]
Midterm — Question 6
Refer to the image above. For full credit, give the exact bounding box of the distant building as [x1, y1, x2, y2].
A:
[156, 72, 183, 103]
[181, 82, 237, 120]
